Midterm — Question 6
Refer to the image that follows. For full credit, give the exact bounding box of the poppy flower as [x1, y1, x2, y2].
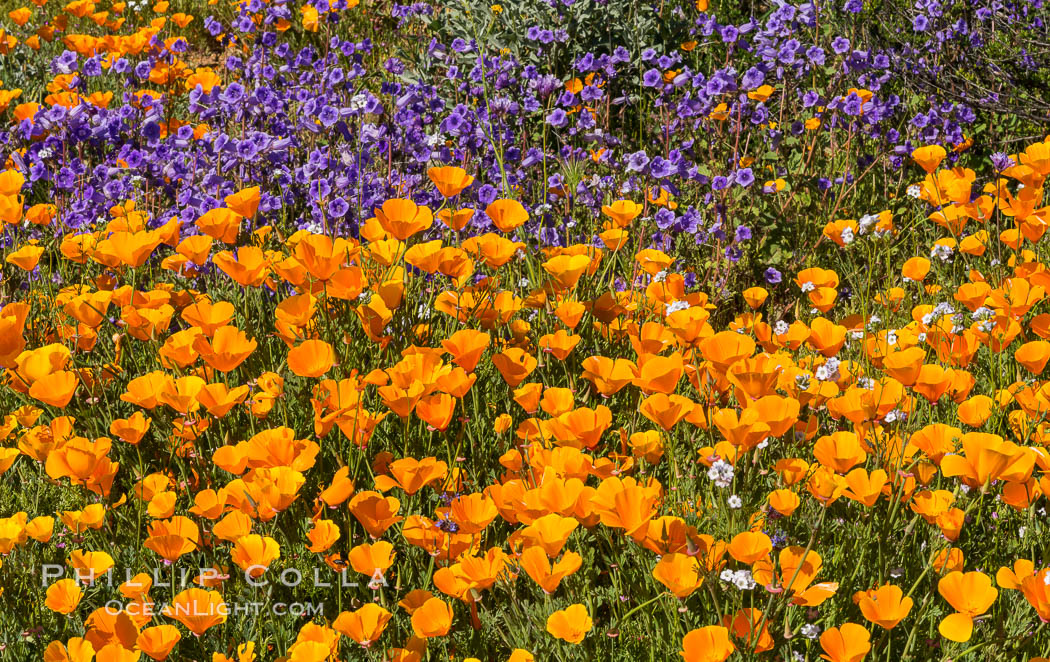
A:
[410, 598, 454, 638]
[6, 244, 44, 271]
[937, 571, 998, 641]
[545, 603, 592, 644]
[194, 326, 257, 373]
[902, 256, 931, 282]
[333, 603, 392, 648]
[225, 186, 261, 219]
[231, 535, 280, 578]
[722, 608, 774, 653]
[196, 207, 243, 244]
[680, 625, 734, 662]
[438, 208, 475, 231]
[375, 199, 434, 241]
[287, 339, 336, 378]
[728, 531, 772, 564]
[519, 513, 579, 557]
[374, 457, 448, 495]
[912, 145, 947, 174]
[145, 517, 200, 562]
[491, 349, 537, 387]
[45, 578, 83, 614]
[601, 200, 642, 227]
[520, 546, 582, 594]
[652, 553, 705, 598]
[162, 588, 227, 636]
[819, 623, 870, 662]
[858, 584, 913, 630]
[349, 491, 403, 538]
[485, 199, 528, 233]
[348, 541, 396, 581]
[29, 370, 78, 407]
[1019, 569, 1050, 621]
[136, 624, 181, 661]
[428, 166, 474, 198]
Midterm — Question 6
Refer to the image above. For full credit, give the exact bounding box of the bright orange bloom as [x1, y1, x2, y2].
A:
[162, 588, 227, 636]
[680, 625, 735, 662]
[937, 571, 998, 642]
[819, 623, 870, 662]
[858, 584, 913, 630]
[410, 598, 454, 638]
[545, 603, 592, 644]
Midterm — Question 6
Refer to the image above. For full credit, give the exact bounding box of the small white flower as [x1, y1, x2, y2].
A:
[774, 320, 790, 336]
[800, 282, 815, 293]
[653, 270, 668, 283]
[727, 495, 742, 509]
[720, 569, 735, 583]
[800, 624, 820, 639]
[906, 184, 921, 198]
[840, 226, 855, 244]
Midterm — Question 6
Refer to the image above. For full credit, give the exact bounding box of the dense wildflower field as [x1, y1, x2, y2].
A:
[3, 0, 1050, 660]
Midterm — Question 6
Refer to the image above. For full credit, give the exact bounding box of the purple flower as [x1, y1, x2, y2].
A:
[626, 151, 650, 173]
[654, 208, 676, 230]
[765, 267, 783, 284]
[735, 225, 752, 241]
[546, 109, 568, 127]
[991, 152, 1015, 171]
[477, 184, 498, 205]
[832, 36, 851, 55]
[735, 168, 755, 187]
[642, 68, 662, 87]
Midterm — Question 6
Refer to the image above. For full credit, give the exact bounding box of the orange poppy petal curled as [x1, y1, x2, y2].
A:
[938, 612, 973, 642]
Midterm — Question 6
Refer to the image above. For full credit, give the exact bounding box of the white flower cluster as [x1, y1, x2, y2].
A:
[814, 357, 841, 382]
[719, 569, 756, 590]
[707, 460, 734, 488]
[921, 301, 956, 326]
[931, 243, 954, 262]
[858, 213, 880, 234]
[906, 184, 922, 198]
